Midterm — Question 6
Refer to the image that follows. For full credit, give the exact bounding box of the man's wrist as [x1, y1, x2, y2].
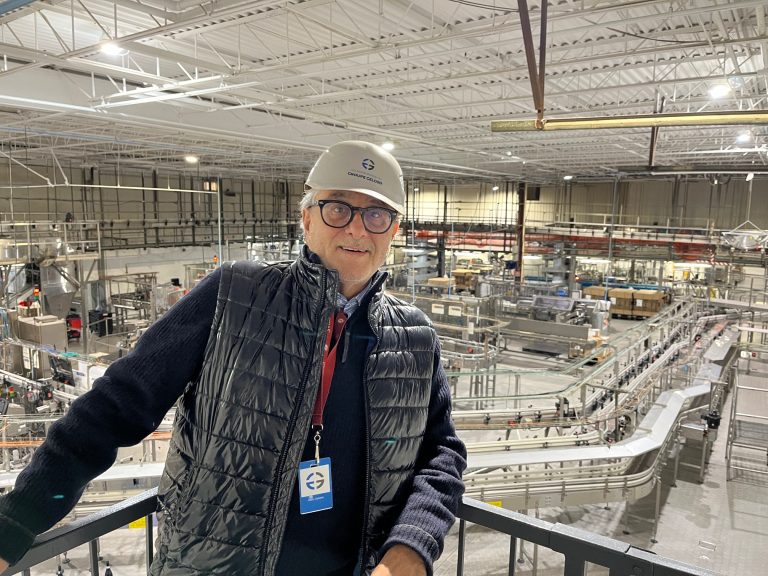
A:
[373, 544, 426, 576]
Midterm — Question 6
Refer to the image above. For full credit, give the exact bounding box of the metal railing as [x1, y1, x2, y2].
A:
[3, 489, 157, 576]
[3, 489, 714, 576]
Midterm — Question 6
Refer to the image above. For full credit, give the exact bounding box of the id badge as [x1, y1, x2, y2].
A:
[298, 457, 333, 514]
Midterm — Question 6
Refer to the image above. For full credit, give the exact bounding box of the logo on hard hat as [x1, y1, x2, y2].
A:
[361, 158, 375, 170]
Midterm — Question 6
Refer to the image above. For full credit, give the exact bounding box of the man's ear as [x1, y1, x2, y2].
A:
[391, 220, 400, 236]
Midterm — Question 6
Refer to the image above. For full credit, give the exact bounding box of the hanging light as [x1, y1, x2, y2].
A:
[184, 155, 199, 164]
[101, 42, 129, 56]
[708, 84, 731, 99]
[381, 141, 395, 151]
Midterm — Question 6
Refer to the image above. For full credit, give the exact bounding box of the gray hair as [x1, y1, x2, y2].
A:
[298, 189, 317, 212]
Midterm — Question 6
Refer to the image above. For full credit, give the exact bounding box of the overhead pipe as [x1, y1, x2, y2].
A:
[651, 169, 768, 176]
[492, 110, 768, 131]
[0, 182, 218, 194]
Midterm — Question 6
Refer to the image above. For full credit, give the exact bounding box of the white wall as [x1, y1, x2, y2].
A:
[3, 162, 767, 235]
[404, 177, 768, 230]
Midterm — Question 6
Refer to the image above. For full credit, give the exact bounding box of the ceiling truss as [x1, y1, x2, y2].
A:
[0, 0, 765, 183]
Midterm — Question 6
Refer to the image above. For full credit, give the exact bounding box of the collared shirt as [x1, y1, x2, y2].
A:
[304, 246, 384, 317]
[336, 270, 384, 317]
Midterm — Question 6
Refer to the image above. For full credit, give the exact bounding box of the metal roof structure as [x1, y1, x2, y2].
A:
[0, 0, 766, 183]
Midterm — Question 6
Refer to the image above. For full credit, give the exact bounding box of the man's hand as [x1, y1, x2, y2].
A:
[371, 544, 426, 576]
[0, 558, 9, 573]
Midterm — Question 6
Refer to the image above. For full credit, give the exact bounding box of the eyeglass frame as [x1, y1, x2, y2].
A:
[308, 199, 399, 234]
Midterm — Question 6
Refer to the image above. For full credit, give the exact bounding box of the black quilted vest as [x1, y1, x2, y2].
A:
[150, 257, 436, 575]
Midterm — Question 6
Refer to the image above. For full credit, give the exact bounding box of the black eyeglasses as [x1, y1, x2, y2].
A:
[310, 199, 398, 234]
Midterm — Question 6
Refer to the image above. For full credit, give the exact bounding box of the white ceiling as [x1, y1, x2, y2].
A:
[0, 0, 766, 184]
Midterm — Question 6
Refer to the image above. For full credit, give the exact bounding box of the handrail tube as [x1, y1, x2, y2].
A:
[4, 492, 716, 576]
[4, 487, 158, 575]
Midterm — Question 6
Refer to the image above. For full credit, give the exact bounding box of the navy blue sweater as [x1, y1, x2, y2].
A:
[0, 267, 466, 574]
[275, 301, 373, 575]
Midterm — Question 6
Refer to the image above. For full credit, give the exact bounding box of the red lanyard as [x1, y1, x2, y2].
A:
[312, 310, 347, 428]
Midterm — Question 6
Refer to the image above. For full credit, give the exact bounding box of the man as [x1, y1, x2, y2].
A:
[0, 141, 466, 575]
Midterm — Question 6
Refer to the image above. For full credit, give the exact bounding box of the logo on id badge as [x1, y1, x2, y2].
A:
[298, 458, 333, 514]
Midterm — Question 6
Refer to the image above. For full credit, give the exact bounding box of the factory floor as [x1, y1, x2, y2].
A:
[23, 391, 764, 576]
[434, 390, 768, 576]
[19, 322, 768, 575]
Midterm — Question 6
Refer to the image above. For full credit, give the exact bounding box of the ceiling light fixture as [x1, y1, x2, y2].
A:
[413, 187, 419, 192]
[563, 175, 573, 181]
[492, 185, 500, 191]
[381, 141, 395, 151]
[746, 173, 755, 182]
[184, 155, 199, 164]
[736, 131, 752, 144]
[101, 42, 129, 57]
[708, 84, 731, 99]
[506, 151, 513, 156]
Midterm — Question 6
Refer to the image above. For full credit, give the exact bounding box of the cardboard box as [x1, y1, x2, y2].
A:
[634, 289, 666, 313]
[608, 288, 635, 315]
[584, 285, 607, 299]
[451, 269, 474, 291]
[427, 276, 456, 288]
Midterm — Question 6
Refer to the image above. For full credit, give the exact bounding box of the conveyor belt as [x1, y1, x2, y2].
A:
[709, 298, 768, 312]
[466, 383, 710, 469]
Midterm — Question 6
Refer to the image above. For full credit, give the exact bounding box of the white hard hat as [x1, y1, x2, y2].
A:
[305, 141, 405, 214]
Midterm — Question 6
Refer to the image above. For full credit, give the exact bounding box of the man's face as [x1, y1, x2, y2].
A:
[302, 189, 400, 298]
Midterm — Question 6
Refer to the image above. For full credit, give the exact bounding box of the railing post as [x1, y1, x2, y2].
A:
[146, 513, 154, 573]
[456, 518, 466, 576]
[563, 555, 587, 576]
[508, 535, 517, 576]
[88, 539, 99, 575]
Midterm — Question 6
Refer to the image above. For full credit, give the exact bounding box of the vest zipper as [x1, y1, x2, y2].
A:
[260, 271, 333, 576]
[358, 309, 378, 575]
[341, 331, 351, 363]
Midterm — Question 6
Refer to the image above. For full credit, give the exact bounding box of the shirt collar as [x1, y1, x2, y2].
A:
[303, 246, 384, 316]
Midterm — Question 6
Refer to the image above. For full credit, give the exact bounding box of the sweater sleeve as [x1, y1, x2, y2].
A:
[0, 268, 222, 566]
[379, 337, 467, 575]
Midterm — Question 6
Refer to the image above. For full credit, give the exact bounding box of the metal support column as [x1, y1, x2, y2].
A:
[78, 261, 89, 355]
[216, 179, 224, 266]
[651, 473, 662, 543]
[604, 178, 620, 301]
[516, 182, 526, 287]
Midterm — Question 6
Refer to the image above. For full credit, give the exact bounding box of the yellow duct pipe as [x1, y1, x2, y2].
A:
[491, 110, 768, 131]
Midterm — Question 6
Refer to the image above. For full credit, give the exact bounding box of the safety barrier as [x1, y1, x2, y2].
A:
[3, 488, 714, 576]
